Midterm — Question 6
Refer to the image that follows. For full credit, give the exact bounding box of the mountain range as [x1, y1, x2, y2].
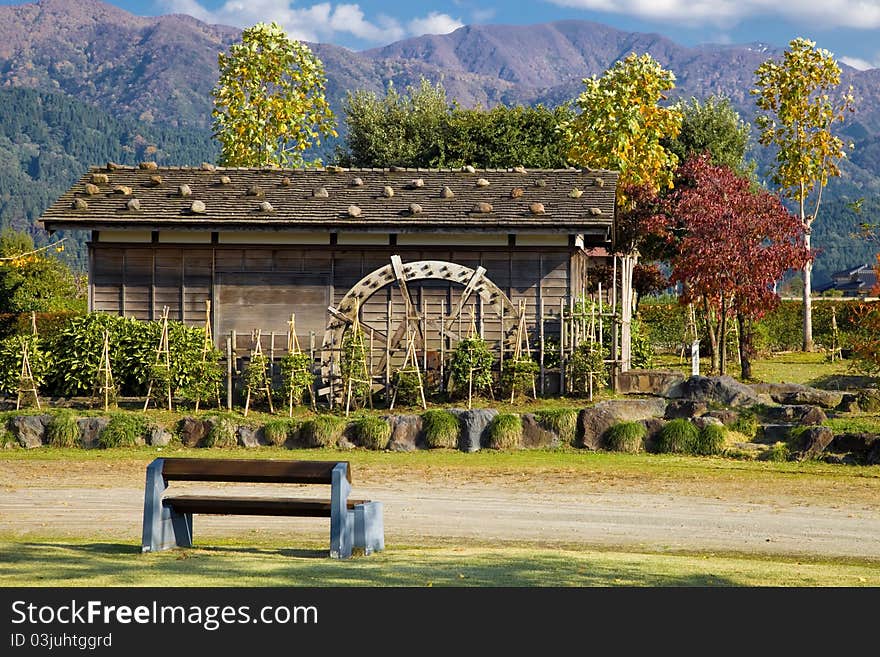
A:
[0, 0, 877, 285]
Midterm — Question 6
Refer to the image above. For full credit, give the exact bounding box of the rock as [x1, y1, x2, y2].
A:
[794, 426, 834, 458]
[756, 424, 795, 444]
[830, 432, 880, 455]
[578, 398, 666, 450]
[440, 186, 454, 198]
[178, 417, 211, 448]
[703, 409, 738, 426]
[347, 205, 362, 217]
[858, 390, 880, 412]
[867, 441, 880, 465]
[448, 408, 497, 452]
[77, 417, 110, 448]
[149, 427, 173, 447]
[692, 416, 723, 430]
[615, 369, 685, 397]
[472, 202, 493, 213]
[837, 393, 860, 413]
[799, 406, 828, 426]
[664, 400, 708, 419]
[237, 425, 263, 448]
[668, 375, 761, 407]
[752, 382, 843, 409]
[409, 203, 423, 215]
[190, 200, 206, 214]
[11, 415, 50, 448]
[387, 414, 424, 451]
[641, 417, 667, 453]
[521, 414, 556, 448]
[529, 202, 545, 215]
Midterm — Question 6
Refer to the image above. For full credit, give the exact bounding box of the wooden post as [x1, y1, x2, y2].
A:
[560, 299, 566, 394]
[385, 300, 392, 399]
[499, 301, 505, 374]
[226, 336, 233, 410]
[539, 296, 545, 395]
[270, 331, 276, 383]
[421, 296, 427, 377]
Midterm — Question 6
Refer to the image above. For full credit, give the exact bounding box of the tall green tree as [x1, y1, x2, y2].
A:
[212, 22, 337, 167]
[338, 77, 573, 169]
[564, 53, 683, 206]
[664, 95, 752, 175]
[0, 229, 85, 313]
[752, 37, 855, 351]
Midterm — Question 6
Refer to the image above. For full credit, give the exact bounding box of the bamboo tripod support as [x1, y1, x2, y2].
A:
[144, 306, 172, 411]
[509, 300, 537, 403]
[94, 329, 116, 411]
[244, 328, 274, 417]
[286, 313, 316, 416]
[389, 323, 427, 410]
[194, 300, 222, 412]
[16, 335, 40, 410]
[344, 303, 373, 417]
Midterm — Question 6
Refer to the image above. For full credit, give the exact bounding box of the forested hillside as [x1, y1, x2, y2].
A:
[0, 88, 218, 269]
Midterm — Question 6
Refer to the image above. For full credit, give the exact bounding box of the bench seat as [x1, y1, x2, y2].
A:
[163, 496, 369, 517]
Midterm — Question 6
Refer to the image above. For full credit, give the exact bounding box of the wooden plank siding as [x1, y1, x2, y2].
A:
[89, 242, 608, 359]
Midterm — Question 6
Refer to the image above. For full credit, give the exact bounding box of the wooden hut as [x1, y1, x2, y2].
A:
[40, 164, 623, 398]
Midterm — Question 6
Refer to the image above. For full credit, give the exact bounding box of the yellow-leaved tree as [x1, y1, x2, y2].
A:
[752, 37, 855, 352]
[211, 22, 337, 167]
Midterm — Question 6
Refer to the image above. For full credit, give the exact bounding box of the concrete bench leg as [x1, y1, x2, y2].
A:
[354, 502, 384, 555]
[330, 463, 353, 559]
[141, 458, 193, 552]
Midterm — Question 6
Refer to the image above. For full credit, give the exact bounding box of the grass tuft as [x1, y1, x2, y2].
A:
[351, 415, 391, 450]
[604, 421, 646, 453]
[657, 418, 699, 455]
[300, 415, 345, 448]
[47, 410, 80, 448]
[422, 410, 460, 449]
[486, 413, 522, 450]
[98, 413, 147, 448]
[536, 408, 578, 446]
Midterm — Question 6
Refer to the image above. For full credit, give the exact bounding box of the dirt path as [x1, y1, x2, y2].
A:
[2, 459, 880, 559]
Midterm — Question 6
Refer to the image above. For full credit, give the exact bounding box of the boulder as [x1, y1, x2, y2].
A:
[668, 375, 761, 407]
[837, 393, 860, 413]
[867, 441, 880, 465]
[799, 406, 828, 426]
[692, 416, 723, 430]
[148, 427, 173, 447]
[578, 398, 666, 450]
[703, 409, 739, 426]
[793, 426, 834, 458]
[762, 405, 827, 426]
[615, 369, 685, 397]
[387, 415, 424, 452]
[178, 416, 211, 448]
[664, 400, 708, 419]
[641, 417, 667, 453]
[11, 414, 51, 448]
[830, 432, 880, 456]
[77, 417, 110, 448]
[857, 390, 880, 413]
[521, 413, 556, 448]
[756, 424, 794, 444]
[753, 382, 843, 409]
[237, 425, 263, 448]
[448, 408, 497, 452]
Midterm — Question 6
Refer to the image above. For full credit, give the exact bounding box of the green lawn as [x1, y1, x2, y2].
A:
[2, 538, 878, 587]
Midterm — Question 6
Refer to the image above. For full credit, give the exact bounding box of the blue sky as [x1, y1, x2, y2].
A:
[13, 0, 880, 68]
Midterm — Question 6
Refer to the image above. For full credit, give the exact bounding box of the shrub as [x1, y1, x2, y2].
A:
[47, 410, 80, 448]
[243, 353, 271, 405]
[279, 351, 314, 408]
[99, 413, 147, 448]
[392, 369, 423, 407]
[422, 410, 460, 449]
[0, 334, 51, 397]
[730, 409, 759, 439]
[263, 418, 298, 447]
[447, 337, 494, 398]
[568, 343, 607, 394]
[536, 408, 578, 446]
[695, 423, 727, 456]
[500, 358, 538, 400]
[763, 441, 791, 462]
[204, 417, 238, 448]
[486, 413, 522, 450]
[300, 415, 345, 448]
[604, 421, 646, 453]
[630, 317, 654, 369]
[351, 416, 391, 450]
[657, 418, 699, 454]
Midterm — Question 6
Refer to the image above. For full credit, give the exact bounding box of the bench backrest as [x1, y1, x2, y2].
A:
[159, 458, 352, 484]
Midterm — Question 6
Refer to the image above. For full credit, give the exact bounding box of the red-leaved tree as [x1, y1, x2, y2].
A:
[655, 155, 811, 378]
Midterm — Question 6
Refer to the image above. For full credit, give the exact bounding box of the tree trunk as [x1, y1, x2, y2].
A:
[718, 295, 728, 376]
[702, 296, 718, 374]
[737, 313, 752, 381]
[802, 195, 814, 352]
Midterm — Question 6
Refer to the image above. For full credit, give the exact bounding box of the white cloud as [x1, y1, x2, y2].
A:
[546, 0, 880, 29]
[407, 11, 464, 36]
[161, 1, 461, 45]
[840, 55, 878, 70]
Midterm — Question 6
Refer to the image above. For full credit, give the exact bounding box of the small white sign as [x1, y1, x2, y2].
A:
[691, 340, 700, 377]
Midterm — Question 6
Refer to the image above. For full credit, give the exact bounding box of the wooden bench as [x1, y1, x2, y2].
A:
[141, 458, 384, 559]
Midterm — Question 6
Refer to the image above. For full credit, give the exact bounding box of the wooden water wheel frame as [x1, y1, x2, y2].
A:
[320, 256, 521, 398]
